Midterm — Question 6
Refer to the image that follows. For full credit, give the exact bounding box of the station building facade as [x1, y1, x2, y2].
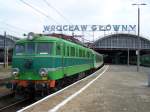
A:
[93, 33, 150, 64]
[0, 35, 19, 62]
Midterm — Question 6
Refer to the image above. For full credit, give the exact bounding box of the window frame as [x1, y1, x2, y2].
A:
[56, 43, 62, 56]
[26, 43, 36, 54]
[37, 42, 53, 55]
[15, 44, 25, 55]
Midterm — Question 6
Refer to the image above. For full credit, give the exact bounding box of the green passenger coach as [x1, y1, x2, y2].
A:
[10, 33, 103, 96]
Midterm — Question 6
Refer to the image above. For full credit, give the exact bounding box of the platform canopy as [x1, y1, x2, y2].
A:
[0, 35, 19, 49]
[93, 33, 150, 50]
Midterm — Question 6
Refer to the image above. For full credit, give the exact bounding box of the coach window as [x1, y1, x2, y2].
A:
[56, 43, 61, 55]
[76, 48, 78, 57]
[67, 46, 70, 56]
[82, 50, 85, 57]
[85, 51, 87, 58]
[79, 49, 82, 57]
[63, 44, 66, 56]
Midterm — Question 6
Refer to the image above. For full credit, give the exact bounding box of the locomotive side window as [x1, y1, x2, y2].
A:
[15, 44, 25, 55]
[37, 43, 52, 54]
[26, 43, 35, 54]
[56, 43, 61, 55]
[63, 44, 66, 56]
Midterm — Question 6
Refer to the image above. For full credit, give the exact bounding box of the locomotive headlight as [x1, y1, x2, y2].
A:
[12, 68, 19, 76]
[39, 68, 48, 77]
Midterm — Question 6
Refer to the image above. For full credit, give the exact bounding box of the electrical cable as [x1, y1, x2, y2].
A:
[43, 0, 72, 24]
[20, 0, 59, 24]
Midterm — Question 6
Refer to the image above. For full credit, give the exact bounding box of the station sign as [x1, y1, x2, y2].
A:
[43, 24, 136, 32]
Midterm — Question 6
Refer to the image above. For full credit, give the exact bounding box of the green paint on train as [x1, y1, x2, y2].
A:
[12, 34, 103, 81]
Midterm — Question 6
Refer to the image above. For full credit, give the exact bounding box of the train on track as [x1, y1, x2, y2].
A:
[129, 54, 150, 67]
[140, 54, 150, 67]
[9, 32, 104, 97]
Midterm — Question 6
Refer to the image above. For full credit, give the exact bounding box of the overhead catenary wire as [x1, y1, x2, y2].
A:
[0, 24, 21, 34]
[3, 22, 29, 33]
[20, 0, 59, 24]
[20, 0, 93, 42]
[42, 0, 93, 42]
[0, 19, 29, 33]
[42, 0, 78, 41]
[0, 26, 21, 36]
[43, 0, 72, 24]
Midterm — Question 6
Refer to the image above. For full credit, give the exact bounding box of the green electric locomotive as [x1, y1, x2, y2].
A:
[11, 33, 103, 96]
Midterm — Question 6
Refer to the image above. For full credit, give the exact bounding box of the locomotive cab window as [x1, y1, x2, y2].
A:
[15, 44, 25, 55]
[37, 43, 52, 55]
[26, 43, 35, 54]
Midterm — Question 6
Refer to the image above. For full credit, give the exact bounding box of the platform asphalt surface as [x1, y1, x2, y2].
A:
[58, 65, 150, 112]
[19, 65, 150, 112]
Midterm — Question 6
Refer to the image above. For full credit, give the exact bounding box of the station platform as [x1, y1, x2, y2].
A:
[18, 65, 150, 112]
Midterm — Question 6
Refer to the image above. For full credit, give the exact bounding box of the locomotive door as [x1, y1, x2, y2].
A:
[56, 42, 64, 76]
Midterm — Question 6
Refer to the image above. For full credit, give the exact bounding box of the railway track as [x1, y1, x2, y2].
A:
[0, 67, 102, 112]
[0, 73, 93, 112]
[0, 95, 20, 110]
[0, 84, 13, 99]
[0, 96, 35, 112]
[0, 78, 10, 86]
[0, 98, 27, 111]
[0, 91, 14, 99]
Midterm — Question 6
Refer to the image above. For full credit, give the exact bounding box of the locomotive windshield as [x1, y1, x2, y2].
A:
[15, 44, 25, 55]
[15, 43, 53, 55]
[26, 43, 35, 54]
[37, 43, 53, 54]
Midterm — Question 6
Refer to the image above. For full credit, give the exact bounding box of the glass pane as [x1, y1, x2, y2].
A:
[15, 44, 25, 55]
[27, 43, 35, 54]
[37, 43, 52, 54]
[56, 44, 61, 55]
[71, 47, 75, 56]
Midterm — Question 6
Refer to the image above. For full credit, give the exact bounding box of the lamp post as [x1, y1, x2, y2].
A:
[132, 3, 147, 72]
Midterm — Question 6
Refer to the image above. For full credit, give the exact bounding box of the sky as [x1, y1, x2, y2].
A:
[0, 0, 150, 41]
